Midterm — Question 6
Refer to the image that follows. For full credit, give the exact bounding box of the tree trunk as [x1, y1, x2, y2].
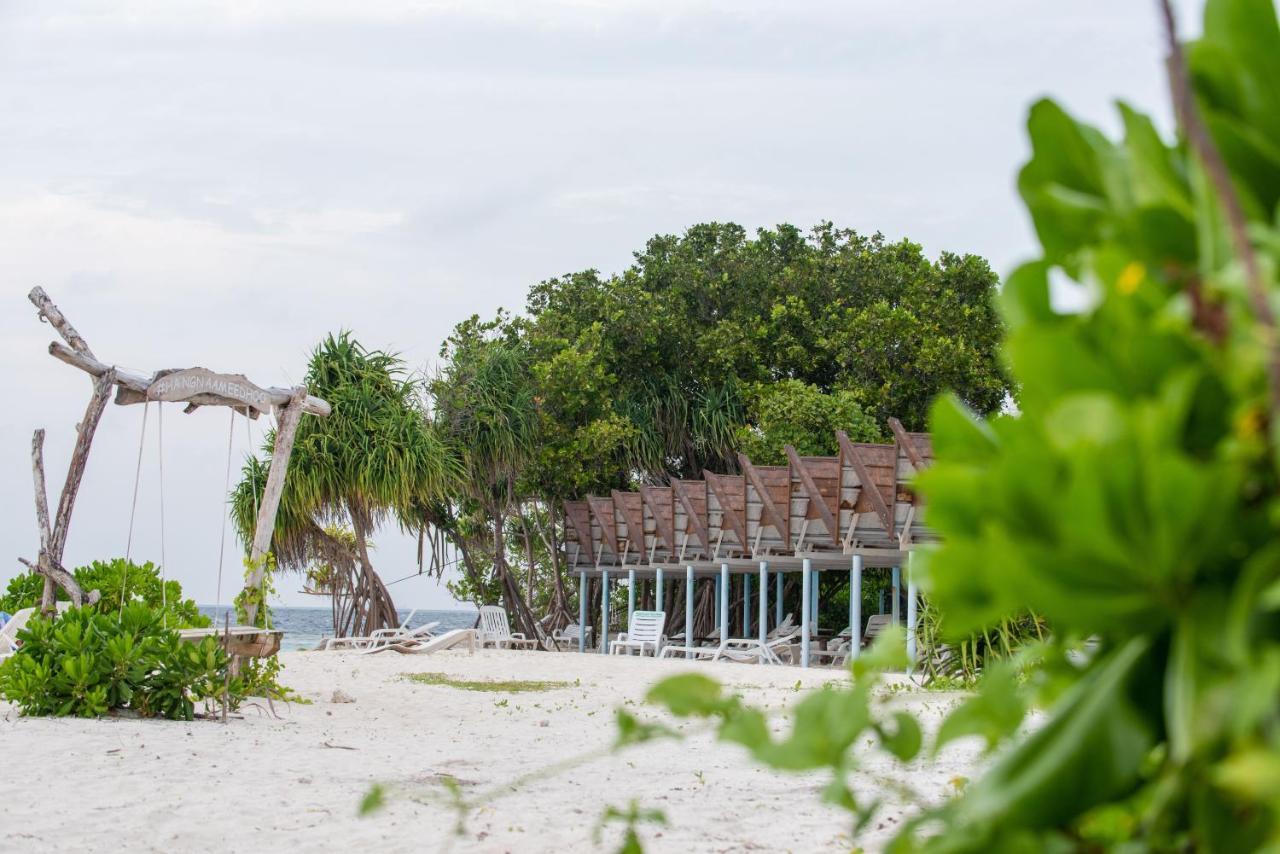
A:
[346, 507, 398, 637]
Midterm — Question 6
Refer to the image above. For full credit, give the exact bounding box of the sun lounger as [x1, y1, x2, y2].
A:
[477, 605, 538, 650]
[320, 610, 437, 651]
[546, 622, 592, 650]
[363, 628, 477, 655]
[716, 628, 802, 665]
[609, 610, 666, 656]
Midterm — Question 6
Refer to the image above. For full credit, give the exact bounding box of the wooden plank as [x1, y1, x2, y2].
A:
[704, 470, 748, 548]
[670, 478, 710, 554]
[612, 490, 646, 555]
[738, 453, 789, 541]
[147, 368, 277, 416]
[837, 431, 894, 534]
[587, 496, 620, 555]
[784, 446, 839, 545]
[640, 486, 676, 554]
[244, 388, 308, 624]
[563, 500, 595, 552]
[48, 342, 332, 418]
[888, 417, 930, 471]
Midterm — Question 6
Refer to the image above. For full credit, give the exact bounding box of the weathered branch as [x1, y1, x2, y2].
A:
[1159, 0, 1280, 414]
[31, 430, 51, 552]
[18, 556, 91, 609]
[49, 370, 116, 563]
[29, 286, 95, 358]
[48, 341, 332, 417]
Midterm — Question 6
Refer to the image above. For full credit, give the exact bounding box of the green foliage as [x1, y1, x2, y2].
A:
[0, 603, 241, 720]
[403, 672, 574, 692]
[0, 559, 209, 629]
[734, 380, 881, 465]
[594, 801, 668, 854]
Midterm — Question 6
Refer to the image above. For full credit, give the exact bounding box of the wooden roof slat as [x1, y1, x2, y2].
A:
[670, 478, 711, 554]
[587, 496, 620, 555]
[889, 417, 933, 472]
[640, 486, 677, 554]
[837, 431, 894, 534]
[738, 453, 789, 543]
[612, 490, 646, 552]
[704, 470, 749, 548]
[784, 446, 840, 544]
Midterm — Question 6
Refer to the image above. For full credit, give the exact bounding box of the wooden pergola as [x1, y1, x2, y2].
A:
[562, 420, 933, 667]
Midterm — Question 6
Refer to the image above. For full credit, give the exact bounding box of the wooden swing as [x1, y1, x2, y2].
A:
[22, 288, 332, 659]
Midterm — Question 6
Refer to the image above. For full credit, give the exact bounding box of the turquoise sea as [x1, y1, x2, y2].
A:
[198, 606, 479, 650]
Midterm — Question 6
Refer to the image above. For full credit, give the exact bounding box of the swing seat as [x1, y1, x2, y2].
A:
[178, 626, 284, 658]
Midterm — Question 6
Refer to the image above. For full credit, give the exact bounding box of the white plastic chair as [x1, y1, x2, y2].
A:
[0, 603, 71, 660]
[477, 605, 537, 650]
[609, 611, 666, 656]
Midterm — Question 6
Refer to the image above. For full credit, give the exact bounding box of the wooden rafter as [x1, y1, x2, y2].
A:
[704, 470, 748, 548]
[612, 490, 645, 555]
[670, 478, 710, 555]
[640, 486, 677, 555]
[587, 496, 620, 556]
[837, 431, 894, 535]
[784, 446, 839, 545]
[738, 454, 789, 543]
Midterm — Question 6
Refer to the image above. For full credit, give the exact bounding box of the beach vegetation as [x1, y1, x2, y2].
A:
[631, 1, 1280, 850]
[231, 333, 458, 638]
[403, 671, 574, 693]
[0, 602, 242, 721]
[0, 558, 209, 629]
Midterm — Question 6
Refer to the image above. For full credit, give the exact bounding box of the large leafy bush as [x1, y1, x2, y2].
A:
[632, 1, 1280, 851]
[0, 558, 209, 629]
[0, 603, 239, 721]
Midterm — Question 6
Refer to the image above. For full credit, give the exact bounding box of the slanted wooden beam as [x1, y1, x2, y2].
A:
[612, 490, 646, 557]
[837, 431, 894, 535]
[587, 496, 620, 556]
[640, 486, 676, 556]
[704, 471, 749, 549]
[670, 478, 710, 556]
[738, 453, 788, 541]
[888, 417, 929, 472]
[784, 446, 839, 546]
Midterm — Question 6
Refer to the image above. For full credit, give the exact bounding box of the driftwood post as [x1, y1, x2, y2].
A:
[242, 386, 309, 626]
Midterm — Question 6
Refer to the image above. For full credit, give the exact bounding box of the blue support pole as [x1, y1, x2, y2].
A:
[714, 575, 722, 629]
[849, 555, 862, 662]
[743, 570, 752, 638]
[685, 565, 695, 660]
[627, 568, 636, 627]
[800, 559, 812, 668]
[600, 569, 610, 654]
[758, 560, 768, 648]
[578, 569, 587, 653]
[655, 568, 664, 616]
[719, 563, 729, 639]
[775, 572, 783, 627]
[891, 566, 901, 627]
[811, 572, 820, 635]
[906, 553, 918, 671]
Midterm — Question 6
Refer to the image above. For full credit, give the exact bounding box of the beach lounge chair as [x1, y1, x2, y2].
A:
[0, 603, 71, 660]
[716, 627, 802, 665]
[477, 606, 537, 650]
[609, 610, 666, 656]
[806, 613, 896, 666]
[362, 627, 477, 655]
[547, 623, 592, 650]
[320, 615, 440, 651]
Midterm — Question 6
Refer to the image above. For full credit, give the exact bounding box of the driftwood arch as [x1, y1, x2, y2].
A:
[22, 288, 330, 624]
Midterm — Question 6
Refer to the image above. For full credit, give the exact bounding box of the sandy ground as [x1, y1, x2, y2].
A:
[0, 649, 983, 853]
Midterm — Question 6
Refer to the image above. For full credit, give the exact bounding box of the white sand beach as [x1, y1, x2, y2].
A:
[1, 650, 984, 853]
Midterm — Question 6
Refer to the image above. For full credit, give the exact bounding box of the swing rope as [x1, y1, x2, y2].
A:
[214, 408, 236, 616]
[157, 401, 168, 627]
[122, 400, 151, 616]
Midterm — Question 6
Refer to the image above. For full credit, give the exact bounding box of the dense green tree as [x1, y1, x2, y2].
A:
[232, 333, 456, 637]
[733, 380, 880, 466]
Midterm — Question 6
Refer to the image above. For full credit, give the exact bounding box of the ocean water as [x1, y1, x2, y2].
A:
[198, 606, 479, 651]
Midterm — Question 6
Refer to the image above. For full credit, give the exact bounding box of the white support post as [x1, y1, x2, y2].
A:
[906, 553, 918, 671]
[655, 568, 664, 615]
[800, 559, 812, 668]
[719, 563, 729, 637]
[758, 560, 768, 648]
[578, 569, 587, 654]
[891, 566, 901, 627]
[601, 569, 610, 654]
[849, 555, 862, 662]
[743, 569, 752, 638]
[685, 565, 695, 660]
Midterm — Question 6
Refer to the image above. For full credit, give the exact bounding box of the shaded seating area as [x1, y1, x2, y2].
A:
[559, 418, 934, 669]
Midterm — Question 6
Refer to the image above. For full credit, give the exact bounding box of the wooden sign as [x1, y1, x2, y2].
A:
[146, 368, 276, 415]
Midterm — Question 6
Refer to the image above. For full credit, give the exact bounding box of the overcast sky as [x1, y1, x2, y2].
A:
[0, 0, 1201, 611]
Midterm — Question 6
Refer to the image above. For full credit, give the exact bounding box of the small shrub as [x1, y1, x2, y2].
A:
[0, 603, 241, 721]
[0, 558, 209, 629]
